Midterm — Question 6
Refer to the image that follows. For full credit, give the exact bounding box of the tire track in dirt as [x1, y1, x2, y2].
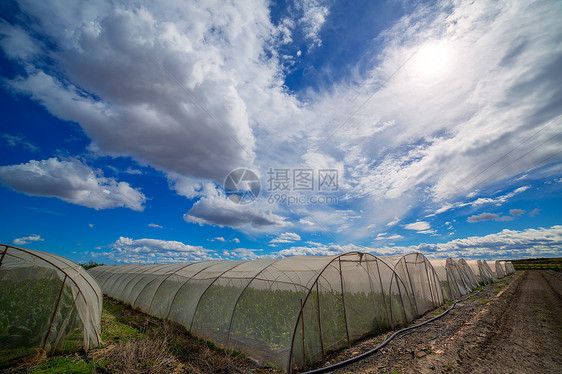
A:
[321, 272, 561, 374]
[426, 270, 562, 374]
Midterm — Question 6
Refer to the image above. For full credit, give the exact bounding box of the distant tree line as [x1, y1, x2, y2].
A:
[80, 260, 104, 270]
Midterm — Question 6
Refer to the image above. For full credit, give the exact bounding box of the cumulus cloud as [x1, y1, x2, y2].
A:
[91, 225, 562, 263]
[0, 0, 303, 186]
[0, 158, 146, 211]
[270, 232, 301, 243]
[148, 223, 163, 228]
[209, 237, 226, 242]
[231, 238, 240, 243]
[12, 234, 44, 245]
[370, 225, 562, 259]
[223, 247, 262, 260]
[1, 0, 561, 238]
[184, 187, 288, 229]
[99, 237, 215, 263]
[276, 243, 367, 258]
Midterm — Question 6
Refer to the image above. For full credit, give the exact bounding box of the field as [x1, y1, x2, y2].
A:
[511, 257, 562, 271]
[3, 269, 561, 373]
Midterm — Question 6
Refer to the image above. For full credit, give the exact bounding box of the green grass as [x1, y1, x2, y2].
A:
[5, 296, 253, 374]
[99, 307, 146, 343]
[513, 264, 562, 271]
[28, 357, 94, 374]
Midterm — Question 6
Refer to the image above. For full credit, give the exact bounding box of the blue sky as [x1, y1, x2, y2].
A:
[0, 0, 561, 264]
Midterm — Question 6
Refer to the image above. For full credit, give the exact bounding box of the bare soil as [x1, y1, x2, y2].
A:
[312, 270, 562, 374]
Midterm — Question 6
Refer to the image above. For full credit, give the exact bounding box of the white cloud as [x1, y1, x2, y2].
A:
[148, 223, 163, 228]
[305, 241, 322, 247]
[432, 186, 531, 216]
[231, 238, 240, 243]
[469, 186, 531, 207]
[297, 0, 329, 48]
[89, 223, 94, 228]
[386, 217, 400, 226]
[12, 234, 44, 245]
[404, 221, 430, 231]
[223, 247, 262, 260]
[270, 232, 301, 243]
[1, 0, 302, 186]
[93, 225, 562, 263]
[0, 158, 146, 211]
[184, 187, 288, 230]
[370, 225, 562, 260]
[276, 243, 367, 258]
[99, 237, 215, 263]
[375, 232, 404, 241]
[307, 0, 562, 229]
[299, 219, 315, 226]
[1, 0, 560, 239]
[209, 237, 226, 242]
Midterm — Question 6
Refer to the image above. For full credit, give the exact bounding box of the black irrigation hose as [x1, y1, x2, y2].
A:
[300, 289, 483, 374]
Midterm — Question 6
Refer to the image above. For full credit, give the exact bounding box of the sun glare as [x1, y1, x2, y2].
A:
[413, 43, 450, 76]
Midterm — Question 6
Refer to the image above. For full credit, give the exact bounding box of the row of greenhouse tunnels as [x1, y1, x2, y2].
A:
[0, 244, 515, 372]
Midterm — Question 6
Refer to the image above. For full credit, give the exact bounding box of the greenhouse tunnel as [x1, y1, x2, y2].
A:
[485, 261, 498, 282]
[382, 253, 443, 316]
[456, 259, 480, 290]
[465, 260, 494, 285]
[501, 261, 515, 274]
[494, 260, 506, 278]
[89, 252, 418, 372]
[428, 258, 471, 301]
[0, 244, 102, 366]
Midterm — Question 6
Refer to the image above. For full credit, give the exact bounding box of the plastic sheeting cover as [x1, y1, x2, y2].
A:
[89, 252, 418, 372]
[0, 244, 102, 365]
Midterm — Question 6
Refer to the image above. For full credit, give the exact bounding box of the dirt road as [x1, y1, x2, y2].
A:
[320, 270, 562, 374]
